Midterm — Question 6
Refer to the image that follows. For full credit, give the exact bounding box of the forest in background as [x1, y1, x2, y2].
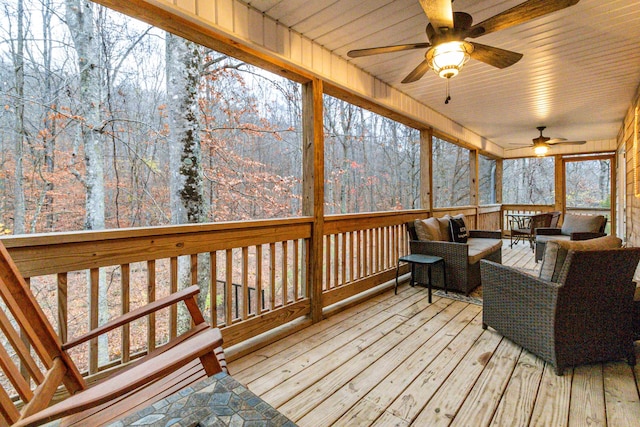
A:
[0, 0, 423, 237]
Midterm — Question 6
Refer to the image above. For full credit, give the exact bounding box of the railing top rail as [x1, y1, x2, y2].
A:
[2, 217, 314, 249]
[324, 209, 429, 222]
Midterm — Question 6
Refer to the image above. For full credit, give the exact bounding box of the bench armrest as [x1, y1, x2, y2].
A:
[63, 285, 202, 350]
[535, 227, 562, 236]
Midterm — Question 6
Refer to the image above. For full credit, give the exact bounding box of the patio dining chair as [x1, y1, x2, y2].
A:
[510, 212, 553, 250]
[0, 241, 227, 427]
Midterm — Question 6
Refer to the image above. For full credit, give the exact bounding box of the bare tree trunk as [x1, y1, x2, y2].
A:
[65, 0, 108, 364]
[166, 33, 208, 324]
[11, 0, 26, 235]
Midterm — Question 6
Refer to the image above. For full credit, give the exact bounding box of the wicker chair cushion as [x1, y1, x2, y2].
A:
[437, 215, 452, 242]
[414, 217, 442, 241]
[467, 238, 503, 264]
[450, 215, 469, 243]
[560, 214, 605, 235]
[539, 235, 622, 282]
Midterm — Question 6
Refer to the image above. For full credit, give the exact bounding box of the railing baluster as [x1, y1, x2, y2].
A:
[341, 232, 346, 285]
[362, 229, 368, 278]
[332, 234, 338, 288]
[209, 252, 217, 327]
[121, 264, 130, 364]
[282, 241, 288, 305]
[147, 260, 156, 352]
[242, 247, 249, 319]
[225, 249, 233, 324]
[324, 235, 330, 290]
[57, 272, 67, 344]
[293, 239, 299, 301]
[269, 242, 276, 309]
[256, 245, 263, 314]
[89, 267, 99, 374]
[353, 230, 362, 279]
[169, 257, 178, 340]
[190, 254, 198, 285]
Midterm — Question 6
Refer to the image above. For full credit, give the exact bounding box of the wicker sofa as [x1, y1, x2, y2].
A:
[481, 235, 640, 375]
[406, 216, 502, 295]
[534, 213, 607, 262]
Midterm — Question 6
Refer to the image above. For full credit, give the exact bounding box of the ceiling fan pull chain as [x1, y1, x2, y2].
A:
[445, 78, 451, 104]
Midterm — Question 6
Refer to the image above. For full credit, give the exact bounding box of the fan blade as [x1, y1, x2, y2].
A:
[347, 42, 431, 58]
[547, 138, 567, 143]
[469, 43, 523, 69]
[402, 59, 431, 83]
[468, 0, 580, 38]
[419, 0, 453, 34]
[548, 140, 586, 145]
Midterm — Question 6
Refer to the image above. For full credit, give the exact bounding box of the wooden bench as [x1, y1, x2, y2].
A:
[0, 241, 226, 427]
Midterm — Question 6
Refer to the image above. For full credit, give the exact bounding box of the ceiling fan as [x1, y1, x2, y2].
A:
[347, 0, 580, 85]
[508, 126, 586, 156]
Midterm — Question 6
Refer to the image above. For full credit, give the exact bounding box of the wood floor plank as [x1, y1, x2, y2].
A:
[248, 294, 444, 395]
[412, 329, 504, 426]
[603, 363, 640, 427]
[569, 364, 606, 427]
[277, 319, 419, 421]
[231, 285, 420, 374]
[386, 308, 484, 423]
[529, 363, 572, 427]
[489, 350, 545, 427]
[263, 314, 408, 410]
[300, 301, 473, 426]
[233, 286, 423, 383]
[331, 301, 471, 426]
[277, 300, 470, 422]
[450, 338, 521, 427]
[372, 410, 410, 427]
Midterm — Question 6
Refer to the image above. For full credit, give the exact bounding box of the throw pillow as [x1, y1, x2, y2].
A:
[414, 218, 442, 241]
[560, 214, 604, 235]
[437, 215, 452, 242]
[424, 217, 442, 241]
[449, 215, 469, 243]
[538, 235, 622, 282]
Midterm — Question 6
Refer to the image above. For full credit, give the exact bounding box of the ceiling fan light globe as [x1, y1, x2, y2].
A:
[427, 41, 472, 78]
[534, 145, 549, 156]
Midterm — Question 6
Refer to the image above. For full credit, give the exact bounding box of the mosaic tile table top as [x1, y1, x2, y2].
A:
[109, 372, 296, 427]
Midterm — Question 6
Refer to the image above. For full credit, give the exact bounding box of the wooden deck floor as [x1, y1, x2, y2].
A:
[228, 241, 640, 427]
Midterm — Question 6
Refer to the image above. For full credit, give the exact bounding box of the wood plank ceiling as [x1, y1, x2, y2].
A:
[247, 0, 640, 154]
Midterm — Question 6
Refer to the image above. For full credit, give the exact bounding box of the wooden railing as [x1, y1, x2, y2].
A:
[321, 210, 428, 307]
[4, 218, 312, 377]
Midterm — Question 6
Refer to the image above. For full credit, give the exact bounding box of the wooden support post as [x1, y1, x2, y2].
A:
[495, 158, 504, 231]
[470, 149, 479, 219]
[555, 155, 564, 217]
[495, 158, 503, 205]
[302, 77, 324, 323]
[420, 129, 432, 211]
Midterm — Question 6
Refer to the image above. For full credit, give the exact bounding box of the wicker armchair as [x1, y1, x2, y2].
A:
[535, 214, 607, 262]
[481, 247, 640, 375]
